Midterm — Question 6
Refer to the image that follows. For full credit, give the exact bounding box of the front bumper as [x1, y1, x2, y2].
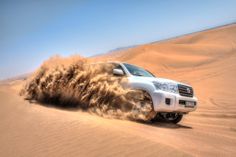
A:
[151, 90, 197, 113]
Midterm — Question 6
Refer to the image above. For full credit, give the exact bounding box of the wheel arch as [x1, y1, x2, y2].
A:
[130, 86, 155, 107]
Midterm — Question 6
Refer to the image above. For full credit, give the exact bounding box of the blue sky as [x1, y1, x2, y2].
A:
[1, 0, 236, 79]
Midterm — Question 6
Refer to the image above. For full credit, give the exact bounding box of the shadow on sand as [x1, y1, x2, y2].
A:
[150, 122, 192, 129]
[27, 98, 193, 129]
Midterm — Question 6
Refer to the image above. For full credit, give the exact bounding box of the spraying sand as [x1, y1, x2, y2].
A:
[20, 56, 153, 121]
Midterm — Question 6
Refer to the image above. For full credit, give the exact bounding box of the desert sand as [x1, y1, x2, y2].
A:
[1, 24, 236, 157]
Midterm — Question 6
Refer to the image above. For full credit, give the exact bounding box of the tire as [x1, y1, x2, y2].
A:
[158, 113, 183, 124]
[129, 90, 156, 121]
[171, 114, 183, 124]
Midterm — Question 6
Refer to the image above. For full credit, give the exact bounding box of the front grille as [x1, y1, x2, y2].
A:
[178, 84, 194, 97]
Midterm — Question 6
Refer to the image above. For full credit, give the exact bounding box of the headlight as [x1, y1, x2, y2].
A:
[153, 82, 178, 94]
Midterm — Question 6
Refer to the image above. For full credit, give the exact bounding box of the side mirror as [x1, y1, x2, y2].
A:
[113, 69, 124, 76]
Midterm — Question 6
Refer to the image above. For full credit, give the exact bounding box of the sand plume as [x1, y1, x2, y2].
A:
[20, 55, 153, 121]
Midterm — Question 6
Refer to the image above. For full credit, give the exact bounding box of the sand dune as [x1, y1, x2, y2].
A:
[1, 24, 236, 157]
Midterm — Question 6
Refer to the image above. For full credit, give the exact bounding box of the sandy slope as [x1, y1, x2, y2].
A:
[1, 24, 236, 157]
[0, 82, 191, 157]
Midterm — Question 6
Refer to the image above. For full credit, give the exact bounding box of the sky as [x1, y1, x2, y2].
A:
[1, 0, 236, 80]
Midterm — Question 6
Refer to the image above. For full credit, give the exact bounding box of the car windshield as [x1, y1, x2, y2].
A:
[123, 63, 155, 77]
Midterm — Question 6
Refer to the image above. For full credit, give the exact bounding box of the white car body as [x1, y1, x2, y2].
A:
[114, 62, 198, 114]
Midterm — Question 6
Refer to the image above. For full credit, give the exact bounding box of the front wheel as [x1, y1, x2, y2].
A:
[157, 113, 183, 124]
[128, 90, 156, 121]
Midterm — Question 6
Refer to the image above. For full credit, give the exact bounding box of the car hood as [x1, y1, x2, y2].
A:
[130, 76, 190, 86]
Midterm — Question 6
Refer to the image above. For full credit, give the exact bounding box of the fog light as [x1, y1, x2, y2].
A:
[165, 98, 171, 105]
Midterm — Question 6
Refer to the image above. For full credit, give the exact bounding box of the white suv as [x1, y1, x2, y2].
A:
[110, 62, 198, 123]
